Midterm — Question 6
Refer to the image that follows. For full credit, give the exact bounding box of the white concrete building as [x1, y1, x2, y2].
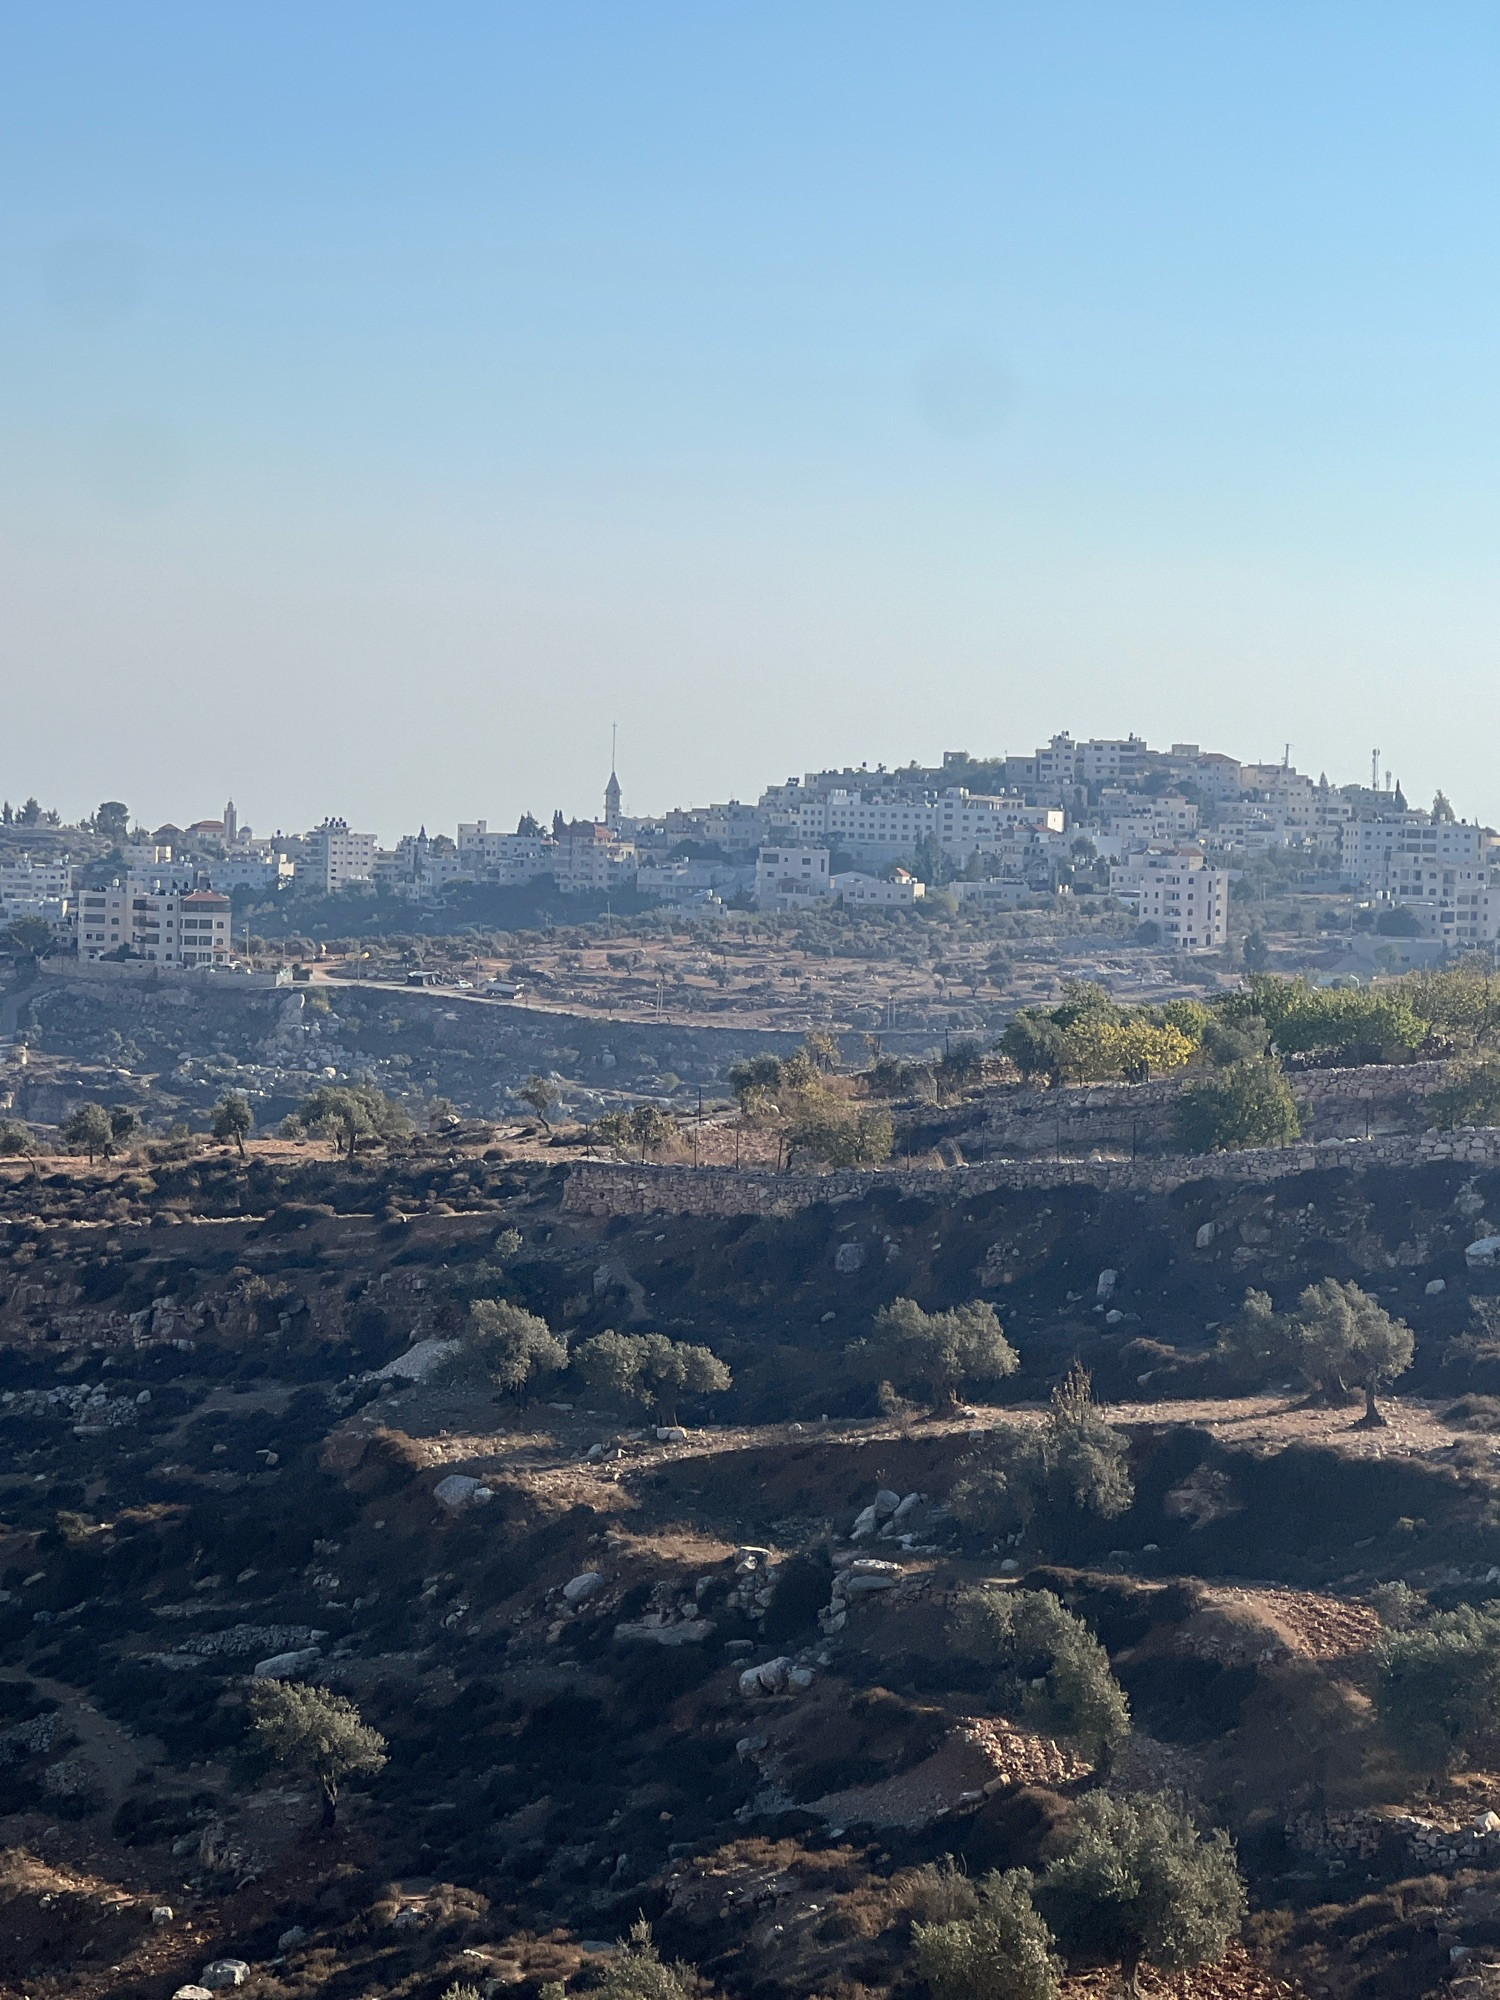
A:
[201, 852, 293, 894]
[831, 870, 925, 906]
[300, 820, 377, 894]
[1110, 849, 1229, 949]
[754, 846, 832, 910]
[763, 785, 1060, 868]
[1343, 812, 1499, 891]
[76, 883, 232, 964]
[0, 857, 73, 912]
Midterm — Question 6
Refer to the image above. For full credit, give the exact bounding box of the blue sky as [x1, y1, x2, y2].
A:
[3, 5, 1500, 837]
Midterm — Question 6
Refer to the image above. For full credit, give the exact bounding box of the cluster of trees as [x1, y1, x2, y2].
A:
[846, 1296, 1019, 1409]
[287, 1084, 411, 1158]
[729, 1038, 894, 1168]
[913, 1792, 1244, 2000]
[60, 1101, 137, 1162]
[952, 1365, 1134, 1549]
[1000, 983, 1201, 1086]
[593, 1102, 680, 1161]
[947, 1585, 1130, 1758]
[447, 1299, 733, 1423]
[574, 1329, 731, 1422]
[1219, 1278, 1414, 1423]
[996, 970, 1466, 1091]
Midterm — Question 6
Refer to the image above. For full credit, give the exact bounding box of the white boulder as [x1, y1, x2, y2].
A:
[200, 1964, 250, 1991]
[253, 1648, 321, 1678]
[433, 1474, 483, 1509]
[562, 1571, 604, 1604]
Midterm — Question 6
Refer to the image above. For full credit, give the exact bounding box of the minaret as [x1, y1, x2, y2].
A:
[224, 799, 238, 845]
[604, 724, 621, 829]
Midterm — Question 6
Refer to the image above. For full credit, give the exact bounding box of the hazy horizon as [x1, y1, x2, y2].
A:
[6, 6, 1500, 838]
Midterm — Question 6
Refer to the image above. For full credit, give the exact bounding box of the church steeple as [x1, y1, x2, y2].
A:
[604, 724, 621, 829]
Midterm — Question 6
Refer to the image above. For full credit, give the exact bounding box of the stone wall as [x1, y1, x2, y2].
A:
[923, 1060, 1449, 1161]
[563, 1124, 1500, 1219]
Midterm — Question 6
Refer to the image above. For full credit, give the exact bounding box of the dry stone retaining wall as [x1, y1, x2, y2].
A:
[958, 1061, 1448, 1159]
[563, 1125, 1500, 1219]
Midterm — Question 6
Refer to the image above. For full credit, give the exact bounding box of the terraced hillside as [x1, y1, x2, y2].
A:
[2, 1142, 1500, 2000]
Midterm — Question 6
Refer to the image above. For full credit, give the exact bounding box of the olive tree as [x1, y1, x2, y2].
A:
[952, 1365, 1133, 1550]
[517, 1074, 559, 1127]
[247, 1679, 387, 1826]
[63, 1101, 114, 1163]
[1223, 1280, 1413, 1423]
[857, 1297, 1019, 1410]
[573, 1329, 730, 1422]
[211, 1092, 254, 1158]
[1375, 1602, 1500, 1772]
[1038, 1791, 1245, 1996]
[913, 1868, 1061, 2000]
[1173, 1056, 1301, 1153]
[463, 1300, 568, 1395]
[1294, 1278, 1414, 1425]
[948, 1586, 1130, 1759]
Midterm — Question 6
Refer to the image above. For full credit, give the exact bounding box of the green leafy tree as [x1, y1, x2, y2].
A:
[518, 1073, 560, 1127]
[464, 1299, 568, 1395]
[63, 1101, 114, 1163]
[573, 1329, 730, 1423]
[246, 1679, 387, 1827]
[860, 1297, 1019, 1409]
[1375, 1601, 1500, 1772]
[1217, 1288, 1289, 1382]
[0, 1121, 36, 1159]
[1038, 1792, 1245, 1996]
[211, 1092, 255, 1158]
[789, 1102, 893, 1168]
[948, 1587, 1130, 1758]
[727, 1053, 782, 1103]
[95, 800, 129, 843]
[998, 1011, 1068, 1083]
[953, 1365, 1133, 1550]
[1291, 1277, 1414, 1424]
[1241, 930, 1270, 971]
[1431, 1058, 1500, 1131]
[108, 1107, 137, 1148]
[1173, 1056, 1301, 1153]
[3, 916, 54, 958]
[913, 1868, 1062, 2000]
[936, 1037, 986, 1099]
[298, 1084, 409, 1159]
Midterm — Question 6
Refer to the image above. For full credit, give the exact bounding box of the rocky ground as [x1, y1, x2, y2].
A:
[1, 1144, 1500, 1999]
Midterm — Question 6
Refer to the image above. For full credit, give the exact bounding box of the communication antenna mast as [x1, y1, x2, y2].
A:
[1371, 747, 1380, 792]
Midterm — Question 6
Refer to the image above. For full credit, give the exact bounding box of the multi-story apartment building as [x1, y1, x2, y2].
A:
[201, 850, 294, 894]
[0, 856, 74, 912]
[1103, 796, 1200, 843]
[1342, 811, 1499, 891]
[300, 819, 377, 894]
[551, 822, 638, 895]
[76, 883, 232, 964]
[1109, 849, 1229, 950]
[754, 846, 832, 910]
[661, 802, 770, 853]
[760, 784, 1061, 868]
